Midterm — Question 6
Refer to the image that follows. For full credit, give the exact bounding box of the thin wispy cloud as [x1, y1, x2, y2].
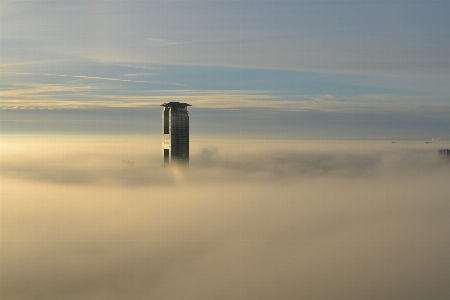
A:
[2, 0, 448, 75]
[1, 72, 148, 83]
[3, 85, 449, 117]
[0, 60, 55, 68]
[145, 38, 199, 48]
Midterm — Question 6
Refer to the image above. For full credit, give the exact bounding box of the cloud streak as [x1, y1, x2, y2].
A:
[2, 86, 450, 116]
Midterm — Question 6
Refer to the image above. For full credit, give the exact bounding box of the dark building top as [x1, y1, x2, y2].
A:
[160, 102, 191, 108]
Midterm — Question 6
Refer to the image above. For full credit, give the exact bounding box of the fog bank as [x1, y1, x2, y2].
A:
[1, 138, 449, 299]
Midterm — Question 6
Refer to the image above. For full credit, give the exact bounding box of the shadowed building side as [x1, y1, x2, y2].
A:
[438, 149, 450, 162]
[161, 102, 191, 166]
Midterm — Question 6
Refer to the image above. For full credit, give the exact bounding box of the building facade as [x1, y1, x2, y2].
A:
[438, 149, 450, 161]
[161, 102, 191, 165]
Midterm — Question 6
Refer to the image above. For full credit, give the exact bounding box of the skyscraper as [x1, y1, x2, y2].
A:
[438, 149, 450, 161]
[161, 102, 191, 165]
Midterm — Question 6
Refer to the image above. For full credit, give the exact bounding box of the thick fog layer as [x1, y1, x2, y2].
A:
[1, 138, 449, 300]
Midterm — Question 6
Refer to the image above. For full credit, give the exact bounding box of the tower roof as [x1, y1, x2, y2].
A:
[160, 102, 191, 108]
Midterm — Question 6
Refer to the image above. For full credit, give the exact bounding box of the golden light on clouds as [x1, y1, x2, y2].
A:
[2, 82, 450, 115]
[1, 137, 449, 299]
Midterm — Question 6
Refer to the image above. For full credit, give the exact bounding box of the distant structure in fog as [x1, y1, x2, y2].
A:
[438, 149, 450, 161]
[161, 102, 191, 165]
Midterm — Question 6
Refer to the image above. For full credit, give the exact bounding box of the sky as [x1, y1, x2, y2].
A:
[1, 0, 450, 139]
[1, 1, 450, 299]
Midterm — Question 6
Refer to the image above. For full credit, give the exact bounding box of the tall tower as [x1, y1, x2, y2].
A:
[438, 149, 450, 161]
[161, 102, 191, 165]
